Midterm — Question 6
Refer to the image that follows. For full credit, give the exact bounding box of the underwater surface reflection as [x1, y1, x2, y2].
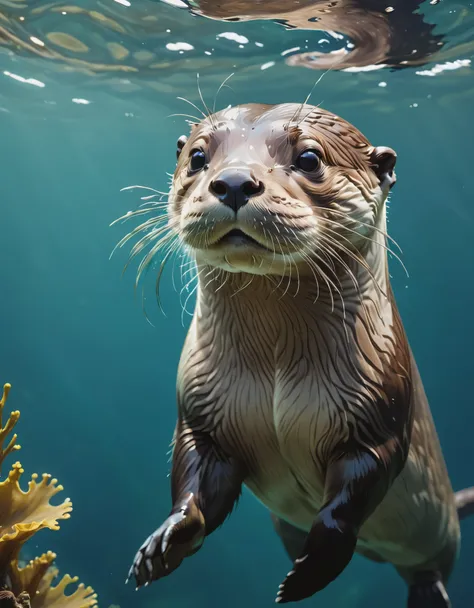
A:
[0, 1, 473, 607]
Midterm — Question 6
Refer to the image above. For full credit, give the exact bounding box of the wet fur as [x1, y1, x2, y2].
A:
[126, 103, 474, 605]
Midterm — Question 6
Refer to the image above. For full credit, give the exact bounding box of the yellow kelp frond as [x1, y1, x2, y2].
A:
[0, 383, 99, 607]
[0, 589, 31, 607]
[10, 553, 97, 607]
[8, 551, 56, 599]
[32, 568, 98, 608]
[0, 463, 73, 573]
[0, 384, 21, 474]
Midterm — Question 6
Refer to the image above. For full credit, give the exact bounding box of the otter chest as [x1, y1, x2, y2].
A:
[179, 317, 354, 522]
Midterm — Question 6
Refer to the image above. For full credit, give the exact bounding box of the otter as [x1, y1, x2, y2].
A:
[124, 103, 474, 606]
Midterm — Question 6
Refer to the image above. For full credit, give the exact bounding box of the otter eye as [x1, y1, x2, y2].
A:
[295, 149, 321, 173]
[189, 149, 206, 173]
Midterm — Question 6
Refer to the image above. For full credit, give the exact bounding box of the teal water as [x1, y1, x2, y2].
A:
[1, 1, 474, 607]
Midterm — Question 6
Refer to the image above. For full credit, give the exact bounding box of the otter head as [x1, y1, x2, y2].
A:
[169, 103, 396, 276]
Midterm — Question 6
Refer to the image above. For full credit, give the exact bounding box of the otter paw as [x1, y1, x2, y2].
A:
[127, 495, 205, 589]
[275, 516, 357, 603]
[275, 553, 320, 603]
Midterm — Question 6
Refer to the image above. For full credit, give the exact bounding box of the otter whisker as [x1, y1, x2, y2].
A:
[179, 254, 195, 269]
[181, 263, 199, 281]
[318, 234, 378, 328]
[181, 279, 199, 326]
[230, 274, 255, 299]
[258, 216, 277, 271]
[121, 185, 168, 195]
[137, 193, 184, 205]
[208, 268, 221, 296]
[143, 199, 170, 210]
[109, 216, 171, 260]
[180, 265, 209, 325]
[168, 112, 202, 122]
[137, 233, 181, 324]
[326, 207, 404, 256]
[275, 254, 290, 295]
[136, 231, 177, 288]
[196, 73, 217, 130]
[121, 215, 175, 260]
[155, 239, 182, 316]
[318, 236, 364, 300]
[177, 227, 202, 289]
[269, 237, 289, 295]
[180, 262, 196, 291]
[305, 244, 346, 318]
[122, 226, 172, 276]
[274, 235, 294, 300]
[180, 264, 204, 300]
[321, 213, 407, 278]
[176, 95, 207, 120]
[203, 266, 218, 289]
[216, 269, 229, 295]
[316, 216, 388, 290]
[136, 204, 169, 213]
[320, 229, 378, 292]
[267, 232, 279, 275]
[299, 99, 325, 127]
[170, 242, 187, 296]
[299, 247, 335, 309]
[143, 251, 173, 324]
[291, 67, 332, 127]
[287, 229, 328, 303]
[214, 268, 230, 293]
[213, 72, 235, 114]
[140, 194, 165, 201]
[323, 235, 387, 308]
[302, 246, 350, 341]
[110, 207, 168, 227]
[287, 228, 319, 301]
[319, 225, 388, 299]
[176, 247, 195, 274]
[282, 236, 301, 299]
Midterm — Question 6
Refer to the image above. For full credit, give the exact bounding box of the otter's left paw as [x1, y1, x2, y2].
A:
[275, 516, 357, 603]
[275, 553, 320, 603]
[127, 493, 205, 589]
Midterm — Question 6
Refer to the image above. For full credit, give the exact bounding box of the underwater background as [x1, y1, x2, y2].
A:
[0, 0, 473, 606]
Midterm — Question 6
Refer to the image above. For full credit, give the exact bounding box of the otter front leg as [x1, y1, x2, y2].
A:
[128, 420, 245, 588]
[276, 449, 393, 604]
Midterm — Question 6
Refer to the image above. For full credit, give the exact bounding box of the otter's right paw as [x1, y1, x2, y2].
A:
[127, 493, 205, 589]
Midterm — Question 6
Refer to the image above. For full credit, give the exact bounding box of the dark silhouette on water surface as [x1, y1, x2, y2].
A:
[188, 0, 445, 71]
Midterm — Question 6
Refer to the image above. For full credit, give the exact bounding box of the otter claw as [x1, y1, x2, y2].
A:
[128, 497, 205, 589]
[276, 552, 317, 603]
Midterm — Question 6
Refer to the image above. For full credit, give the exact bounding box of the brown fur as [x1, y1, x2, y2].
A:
[127, 103, 472, 606]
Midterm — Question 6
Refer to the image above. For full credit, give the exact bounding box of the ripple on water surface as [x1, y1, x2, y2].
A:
[0, 0, 473, 118]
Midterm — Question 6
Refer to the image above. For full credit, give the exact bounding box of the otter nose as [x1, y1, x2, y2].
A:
[209, 169, 264, 212]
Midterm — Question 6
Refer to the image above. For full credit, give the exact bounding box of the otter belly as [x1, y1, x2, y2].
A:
[218, 391, 322, 530]
[218, 363, 344, 532]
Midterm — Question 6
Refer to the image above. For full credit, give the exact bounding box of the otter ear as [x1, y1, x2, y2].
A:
[370, 146, 397, 189]
[177, 135, 188, 159]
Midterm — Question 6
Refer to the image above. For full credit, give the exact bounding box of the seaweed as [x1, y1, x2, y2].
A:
[0, 384, 98, 608]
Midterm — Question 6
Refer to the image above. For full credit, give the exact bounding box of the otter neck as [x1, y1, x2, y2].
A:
[195, 209, 391, 319]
